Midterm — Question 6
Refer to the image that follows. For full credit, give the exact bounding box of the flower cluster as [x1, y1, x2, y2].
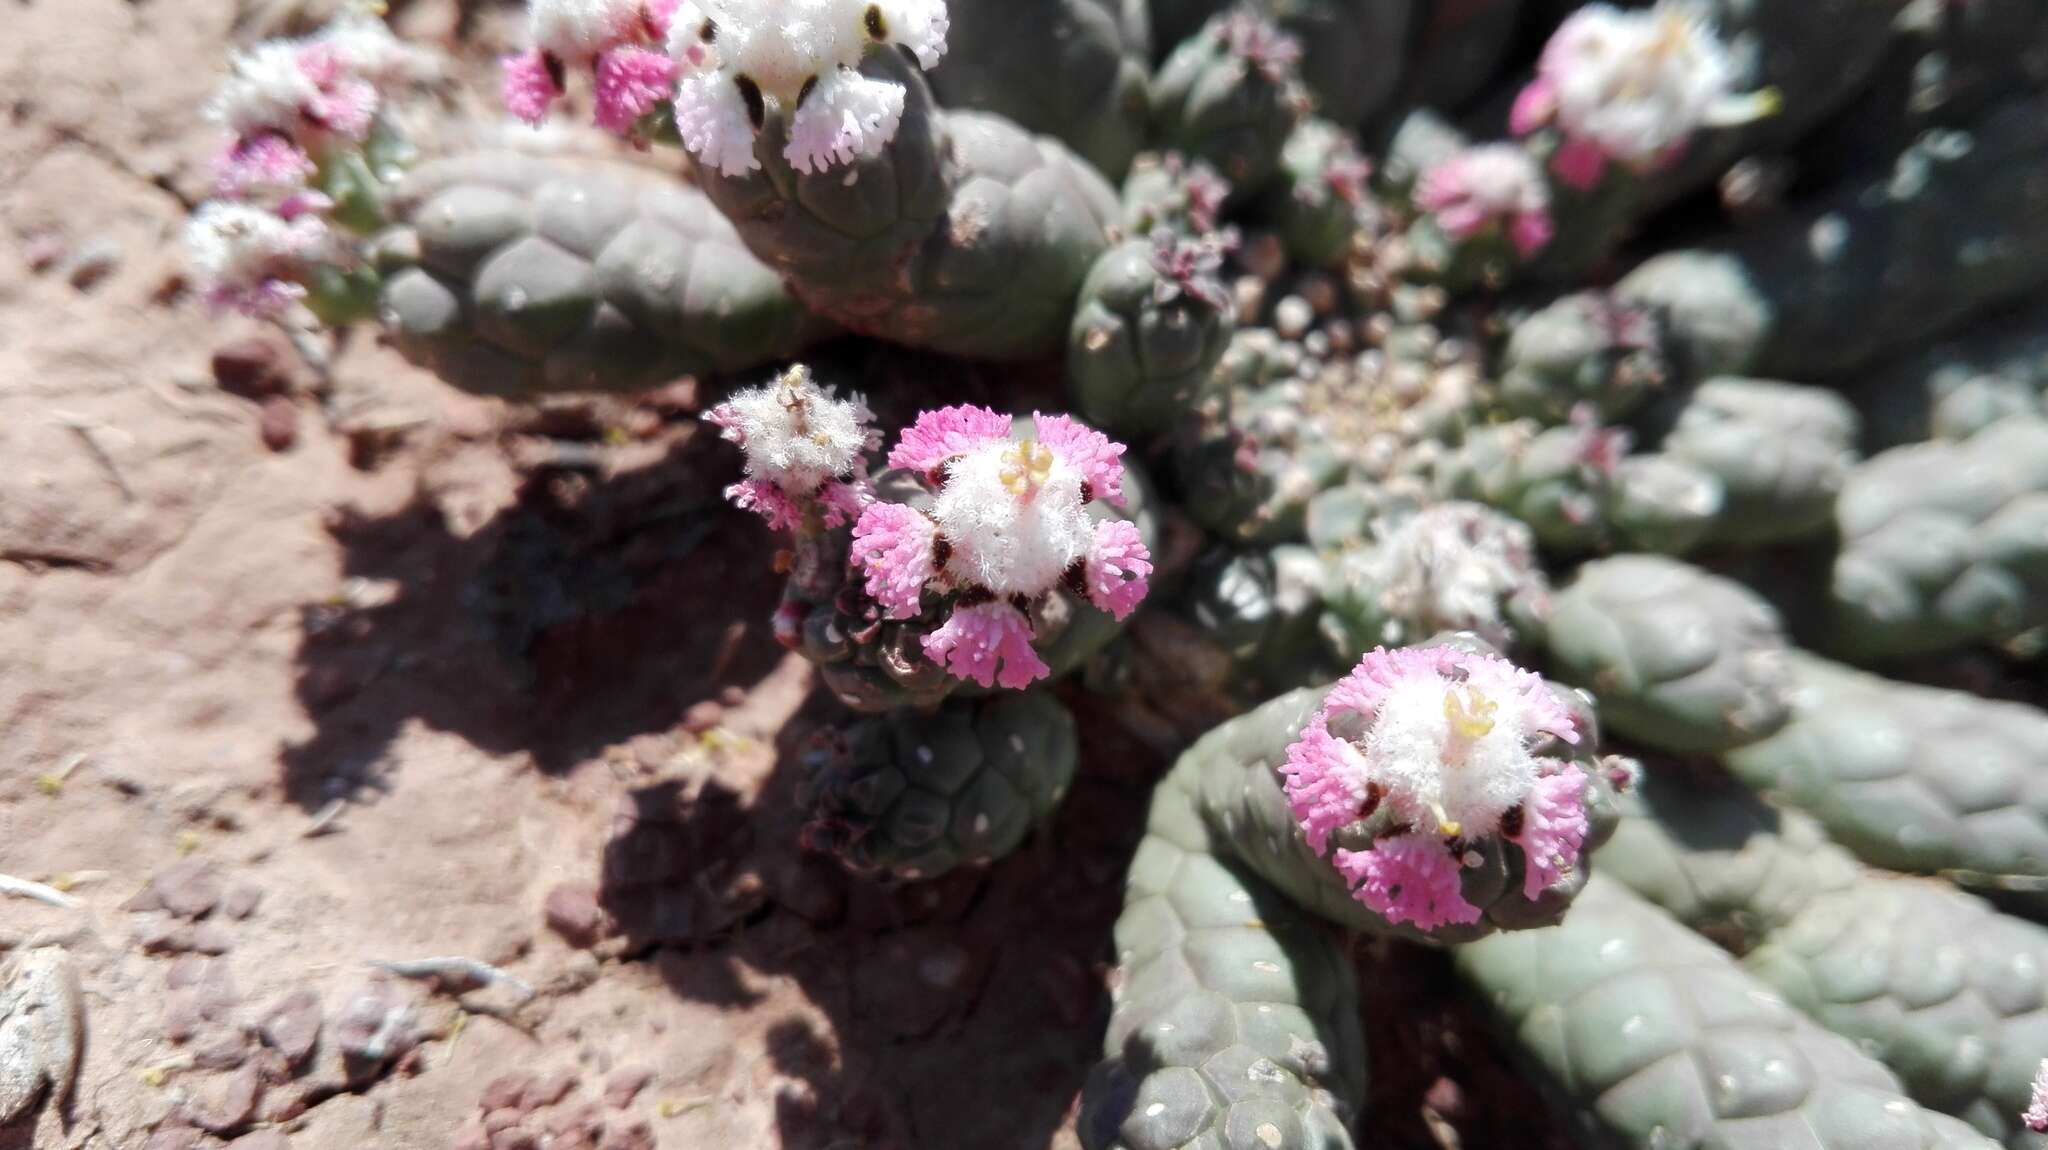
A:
[1354, 503, 1546, 648]
[849, 408, 1151, 689]
[707, 365, 880, 532]
[1126, 153, 1232, 237]
[2026, 1060, 2048, 1134]
[1215, 8, 1303, 85]
[1511, 1, 1775, 190]
[189, 10, 429, 316]
[1415, 145, 1554, 258]
[668, 0, 949, 176]
[1280, 646, 1588, 931]
[1150, 228, 1236, 312]
[502, 0, 685, 133]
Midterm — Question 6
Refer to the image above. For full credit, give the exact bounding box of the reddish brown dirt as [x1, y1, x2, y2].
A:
[0, 2, 1576, 1148]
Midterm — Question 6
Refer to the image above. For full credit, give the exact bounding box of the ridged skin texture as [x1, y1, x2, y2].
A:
[376, 151, 825, 398]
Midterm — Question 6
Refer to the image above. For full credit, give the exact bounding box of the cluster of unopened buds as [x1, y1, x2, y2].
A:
[1150, 228, 1237, 312]
[713, 373, 1153, 692]
[1281, 646, 1592, 931]
[504, 0, 948, 176]
[185, 7, 432, 317]
[1510, 0, 1776, 190]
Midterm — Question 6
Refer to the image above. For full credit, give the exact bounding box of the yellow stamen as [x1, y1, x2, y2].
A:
[999, 440, 1057, 497]
[1429, 801, 1462, 838]
[1444, 685, 1497, 739]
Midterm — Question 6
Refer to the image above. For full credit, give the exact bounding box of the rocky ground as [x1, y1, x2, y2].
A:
[0, 2, 1575, 1148]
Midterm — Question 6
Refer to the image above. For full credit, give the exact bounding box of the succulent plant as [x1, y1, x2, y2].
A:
[186, 3, 2048, 1145]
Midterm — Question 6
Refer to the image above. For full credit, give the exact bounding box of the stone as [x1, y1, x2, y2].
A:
[143, 1128, 203, 1150]
[223, 884, 264, 920]
[602, 1065, 654, 1110]
[479, 1071, 534, 1114]
[258, 990, 322, 1070]
[136, 860, 223, 919]
[600, 1119, 656, 1150]
[211, 338, 293, 399]
[451, 1124, 492, 1150]
[0, 947, 83, 1123]
[488, 1130, 540, 1150]
[258, 397, 297, 452]
[543, 884, 607, 949]
[188, 1063, 263, 1133]
[518, 1070, 576, 1110]
[230, 1131, 292, 1150]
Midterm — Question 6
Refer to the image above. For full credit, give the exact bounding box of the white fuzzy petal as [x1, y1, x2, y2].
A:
[878, 0, 949, 68]
[528, 0, 643, 61]
[207, 42, 323, 137]
[783, 68, 903, 174]
[674, 70, 762, 176]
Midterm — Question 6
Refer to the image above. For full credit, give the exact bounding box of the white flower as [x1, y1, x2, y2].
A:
[1522, 1, 1771, 169]
[207, 42, 326, 139]
[314, 14, 440, 85]
[785, 68, 905, 173]
[1354, 503, 1543, 646]
[528, 0, 645, 61]
[184, 202, 334, 315]
[928, 440, 1095, 598]
[706, 365, 879, 496]
[666, 0, 947, 176]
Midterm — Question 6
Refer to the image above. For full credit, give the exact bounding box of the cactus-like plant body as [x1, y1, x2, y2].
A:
[799, 689, 1079, 879]
[1616, 96, 2048, 383]
[1638, 377, 1861, 546]
[1453, 875, 2000, 1150]
[1149, 10, 1308, 199]
[1540, 555, 1794, 755]
[1070, 237, 1238, 439]
[1822, 416, 2048, 661]
[1171, 331, 1346, 544]
[1597, 771, 2048, 1147]
[693, 50, 1120, 360]
[1854, 299, 2048, 451]
[375, 151, 827, 398]
[1722, 651, 2048, 916]
[929, 0, 1153, 180]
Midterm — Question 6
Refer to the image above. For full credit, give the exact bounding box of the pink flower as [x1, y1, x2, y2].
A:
[1335, 834, 1482, 932]
[1510, 76, 1558, 138]
[847, 405, 1151, 691]
[295, 45, 378, 138]
[707, 366, 879, 532]
[214, 133, 316, 200]
[1508, 765, 1589, 898]
[1548, 137, 1610, 192]
[887, 405, 1014, 473]
[2025, 1059, 2048, 1133]
[850, 502, 937, 619]
[593, 46, 679, 133]
[1280, 645, 1584, 930]
[502, 49, 564, 125]
[922, 601, 1050, 689]
[1415, 144, 1554, 258]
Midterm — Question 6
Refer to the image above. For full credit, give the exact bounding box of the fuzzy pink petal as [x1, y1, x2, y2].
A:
[2024, 1060, 2048, 1133]
[311, 77, 378, 140]
[209, 279, 306, 320]
[593, 46, 678, 134]
[214, 134, 316, 199]
[1413, 163, 1461, 214]
[1033, 413, 1129, 506]
[817, 478, 872, 529]
[1509, 209, 1555, 257]
[851, 503, 937, 619]
[502, 50, 563, 125]
[1279, 718, 1366, 855]
[1084, 519, 1151, 620]
[1511, 765, 1590, 899]
[887, 405, 1013, 473]
[1323, 645, 1464, 725]
[1434, 202, 1489, 239]
[1550, 137, 1610, 192]
[1509, 78, 1557, 137]
[922, 601, 1049, 689]
[726, 478, 803, 532]
[1334, 834, 1481, 932]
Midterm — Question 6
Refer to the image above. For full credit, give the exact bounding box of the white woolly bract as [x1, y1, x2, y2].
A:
[785, 69, 904, 173]
[674, 71, 761, 175]
[184, 202, 331, 291]
[207, 42, 324, 138]
[529, 0, 644, 61]
[1360, 503, 1539, 644]
[930, 443, 1093, 599]
[1438, 145, 1547, 216]
[1359, 672, 1546, 836]
[716, 369, 876, 494]
[315, 15, 441, 84]
[1548, 1, 1738, 165]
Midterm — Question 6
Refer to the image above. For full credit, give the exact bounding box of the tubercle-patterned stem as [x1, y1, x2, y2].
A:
[1595, 772, 2048, 1148]
[1453, 875, 1999, 1150]
[693, 48, 1120, 361]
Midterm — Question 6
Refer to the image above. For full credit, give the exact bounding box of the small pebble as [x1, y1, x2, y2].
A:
[603, 1066, 655, 1110]
[1274, 296, 1313, 340]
